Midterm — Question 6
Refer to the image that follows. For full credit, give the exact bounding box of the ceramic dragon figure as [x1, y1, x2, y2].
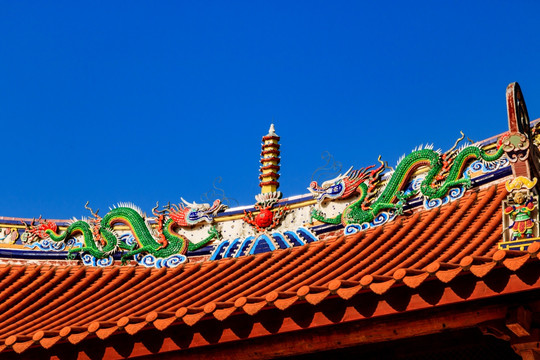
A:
[311, 134, 506, 226]
[22, 202, 220, 264]
[308, 157, 386, 203]
[168, 198, 227, 226]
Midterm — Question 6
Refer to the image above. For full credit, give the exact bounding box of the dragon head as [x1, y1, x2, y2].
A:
[308, 167, 353, 202]
[309, 164, 382, 203]
[21, 216, 57, 243]
[162, 198, 228, 227]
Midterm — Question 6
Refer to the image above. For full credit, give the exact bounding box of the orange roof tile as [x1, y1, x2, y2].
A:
[2, 181, 540, 358]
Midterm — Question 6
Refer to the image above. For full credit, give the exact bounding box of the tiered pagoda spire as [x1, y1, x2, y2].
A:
[259, 124, 280, 194]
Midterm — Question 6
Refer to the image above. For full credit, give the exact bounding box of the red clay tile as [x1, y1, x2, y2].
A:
[265, 291, 298, 310]
[502, 254, 531, 271]
[397, 192, 480, 271]
[369, 279, 396, 295]
[297, 285, 331, 305]
[336, 286, 363, 300]
[426, 261, 459, 274]
[39, 336, 61, 349]
[379, 207, 453, 275]
[446, 185, 508, 262]
[402, 272, 430, 288]
[59, 326, 86, 338]
[312, 223, 402, 286]
[434, 267, 462, 283]
[182, 311, 206, 326]
[528, 241, 540, 255]
[469, 262, 497, 278]
[145, 312, 176, 331]
[96, 327, 120, 340]
[2, 180, 537, 355]
[125, 322, 148, 335]
[12, 340, 33, 354]
[212, 307, 237, 321]
[67, 331, 90, 345]
[327, 279, 360, 292]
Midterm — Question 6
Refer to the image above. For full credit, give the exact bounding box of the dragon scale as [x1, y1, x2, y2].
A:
[45, 220, 125, 259]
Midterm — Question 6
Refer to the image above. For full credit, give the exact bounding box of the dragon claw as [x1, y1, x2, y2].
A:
[121, 255, 130, 265]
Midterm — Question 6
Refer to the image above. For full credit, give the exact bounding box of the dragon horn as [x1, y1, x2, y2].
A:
[163, 202, 171, 215]
[181, 197, 195, 207]
[152, 201, 170, 216]
[20, 219, 31, 229]
[84, 201, 100, 218]
[152, 201, 160, 216]
[447, 131, 465, 153]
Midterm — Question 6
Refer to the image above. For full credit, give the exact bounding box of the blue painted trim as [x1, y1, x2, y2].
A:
[187, 245, 214, 256]
[249, 234, 276, 255]
[310, 223, 344, 235]
[297, 227, 318, 243]
[284, 231, 305, 247]
[272, 233, 291, 249]
[210, 240, 230, 261]
[224, 238, 241, 258]
[236, 236, 255, 257]
[0, 248, 69, 260]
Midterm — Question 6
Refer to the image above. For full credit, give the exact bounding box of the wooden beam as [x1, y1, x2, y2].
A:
[519, 350, 540, 360]
[507, 307, 532, 337]
[110, 302, 510, 359]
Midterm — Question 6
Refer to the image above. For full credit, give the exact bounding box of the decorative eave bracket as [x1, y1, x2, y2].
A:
[505, 82, 540, 183]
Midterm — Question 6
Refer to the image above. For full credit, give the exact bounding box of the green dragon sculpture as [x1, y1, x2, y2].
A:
[22, 202, 219, 264]
[311, 135, 505, 226]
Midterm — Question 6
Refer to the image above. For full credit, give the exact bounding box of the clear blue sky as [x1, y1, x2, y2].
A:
[1, 1, 539, 219]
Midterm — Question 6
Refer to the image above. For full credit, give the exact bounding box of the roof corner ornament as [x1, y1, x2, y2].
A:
[500, 176, 540, 251]
[504, 82, 540, 179]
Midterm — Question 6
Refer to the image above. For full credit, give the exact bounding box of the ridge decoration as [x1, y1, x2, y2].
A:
[21, 201, 221, 266]
[310, 133, 506, 226]
[243, 191, 289, 232]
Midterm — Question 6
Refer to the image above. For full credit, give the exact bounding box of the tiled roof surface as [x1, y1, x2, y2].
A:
[1, 181, 540, 356]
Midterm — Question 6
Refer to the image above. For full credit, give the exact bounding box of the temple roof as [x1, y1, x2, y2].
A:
[2, 83, 540, 359]
[2, 181, 540, 358]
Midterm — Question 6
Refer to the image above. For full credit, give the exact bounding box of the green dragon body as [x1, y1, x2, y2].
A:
[24, 204, 219, 264]
[113, 207, 218, 263]
[44, 220, 132, 260]
[312, 142, 505, 226]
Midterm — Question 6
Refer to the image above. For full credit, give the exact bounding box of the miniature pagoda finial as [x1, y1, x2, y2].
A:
[268, 123, 276, 136]
[259, 124, 281, 194]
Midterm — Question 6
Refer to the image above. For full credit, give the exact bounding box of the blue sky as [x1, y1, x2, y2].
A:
[1, 1, 539, 219]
